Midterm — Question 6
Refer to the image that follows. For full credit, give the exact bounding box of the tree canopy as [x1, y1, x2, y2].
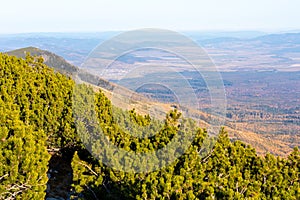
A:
[0, 53, 299, 199]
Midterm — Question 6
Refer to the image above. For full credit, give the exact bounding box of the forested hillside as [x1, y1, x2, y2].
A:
[7, 47, 116, 93]
[0, 53, 299, 199]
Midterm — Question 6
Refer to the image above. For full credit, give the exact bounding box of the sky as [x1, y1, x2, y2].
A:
[1, 0, 300, 34]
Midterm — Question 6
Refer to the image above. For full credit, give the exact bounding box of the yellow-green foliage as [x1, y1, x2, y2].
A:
[1, 53, 299, 200]
[71, 87, 300, 200]
[0, 53, 77, 199]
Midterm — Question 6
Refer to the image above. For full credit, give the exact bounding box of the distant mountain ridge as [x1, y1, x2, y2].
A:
[253, 32, 300, 45]
[1, 31, 300, 69]
[197, 32, 300, 45]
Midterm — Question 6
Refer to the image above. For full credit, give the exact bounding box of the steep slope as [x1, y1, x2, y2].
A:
[1, 52, 299, 200]
[7, 47, 117, 92]
[6, 47, 297, 156]
[6, 47, 174, 119]
[7, 47, 78, 75]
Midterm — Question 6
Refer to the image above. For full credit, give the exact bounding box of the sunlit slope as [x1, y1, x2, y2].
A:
[7, 47, 298, 156]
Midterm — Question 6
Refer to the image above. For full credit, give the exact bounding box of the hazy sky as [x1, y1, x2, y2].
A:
[1, 0, 300, 33]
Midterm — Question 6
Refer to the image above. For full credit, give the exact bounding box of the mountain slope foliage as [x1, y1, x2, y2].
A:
[0, 53, 299, 199]
[0, 53, 77, 199]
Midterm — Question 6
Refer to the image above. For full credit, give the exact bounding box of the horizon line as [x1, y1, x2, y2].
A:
[1, 28, 300, 36]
